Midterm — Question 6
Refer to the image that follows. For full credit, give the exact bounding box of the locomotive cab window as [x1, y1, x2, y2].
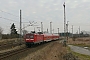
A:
[26, 34, 34, 39]
[26, 35, 30, 38]
[30, 35, 34, 39]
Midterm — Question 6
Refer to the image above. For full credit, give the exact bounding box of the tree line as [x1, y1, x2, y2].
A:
[0, 23, 28, 39]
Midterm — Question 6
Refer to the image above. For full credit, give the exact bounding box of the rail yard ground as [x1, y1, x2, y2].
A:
[1, 40, 79, 60]
[0, 37, 90, 60]
[20, 41, 67, 60]
[67, 37, 90, 60]
[68, 37, 90, 50]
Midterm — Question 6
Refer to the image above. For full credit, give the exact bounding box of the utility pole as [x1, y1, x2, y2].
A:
[50, 22, 52, 33]
[20, 10, 22, 45]
[71, 25, 73, 38]
[63, 2, 66, 40]
[23, 24, 25, 35]
[37, 27, 40, 32]
[53, 29, 54, 33]
[66, 21, 69, 40]
[79, 26, 80, 37]
[34, 27, 35, 31]
[47, 28, 48, 33]
[41, 22, 43, 33]
[57, 28, 59, 34]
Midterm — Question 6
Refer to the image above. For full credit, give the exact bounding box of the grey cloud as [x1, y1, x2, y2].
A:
[0, 0, 90, 33]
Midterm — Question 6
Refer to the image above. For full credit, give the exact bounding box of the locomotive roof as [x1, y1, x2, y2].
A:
[43, 33, 59, 36]
[26, 33, 59, 36]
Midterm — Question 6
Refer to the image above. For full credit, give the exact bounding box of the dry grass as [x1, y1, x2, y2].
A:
[67, 46, 90, 60]
[21, 41, 67, 60]
[68, 37, 90, 46]
[0, 38, 24, 45]
[67, 37, 90, 60]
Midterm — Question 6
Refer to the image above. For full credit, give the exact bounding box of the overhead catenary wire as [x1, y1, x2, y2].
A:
[0, 10, 19, 18]
[0, 10, 39, 26]
[0, 10, 33, 22]
[0, 10, 39, 27]
[0, 16, 19, 23]
[0, 10, 36, 25]
[0, 16, 37, 24]
[0, 16, 37, 31]
[0, 16, 20, 31]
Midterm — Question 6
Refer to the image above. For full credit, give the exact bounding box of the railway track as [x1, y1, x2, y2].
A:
[0, 40, 61, 60]
[0, 47, 28, 60]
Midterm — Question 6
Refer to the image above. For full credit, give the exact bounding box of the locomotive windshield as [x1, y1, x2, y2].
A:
[26, 34, 34, 39]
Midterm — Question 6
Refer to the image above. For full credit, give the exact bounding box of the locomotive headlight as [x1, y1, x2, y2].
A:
[30, 39, 34, 40]
[26, 39, 29, 40]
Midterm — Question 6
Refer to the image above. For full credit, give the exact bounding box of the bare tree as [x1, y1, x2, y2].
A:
[0, 27, 3, 39]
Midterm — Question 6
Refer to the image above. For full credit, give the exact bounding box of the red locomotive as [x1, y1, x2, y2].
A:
[24, 32, 59, 47]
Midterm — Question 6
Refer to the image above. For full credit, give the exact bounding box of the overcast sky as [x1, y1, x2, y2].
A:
[0, 0, 90, 34]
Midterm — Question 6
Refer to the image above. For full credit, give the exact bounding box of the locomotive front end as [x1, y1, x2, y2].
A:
[25, 34, 35, 47]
